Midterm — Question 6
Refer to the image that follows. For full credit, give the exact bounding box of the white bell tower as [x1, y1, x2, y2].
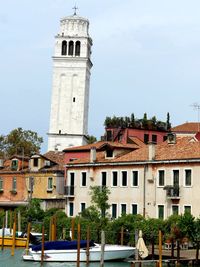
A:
[48, 10, 93, 151]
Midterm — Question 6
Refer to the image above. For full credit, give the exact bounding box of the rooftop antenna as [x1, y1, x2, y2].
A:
[191, 102, 200, 132]
[72, 5, 78, 15]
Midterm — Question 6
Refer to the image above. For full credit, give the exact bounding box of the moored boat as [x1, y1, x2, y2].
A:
[0, 236, 27, 247]
[22, 240, 135, 262]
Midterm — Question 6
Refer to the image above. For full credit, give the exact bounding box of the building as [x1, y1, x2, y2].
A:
[0, 152, 65, 212]
[172, 122, 200, 138]
[28, 152, 65, 210]
[0, 155, 29, 210]
[64, 135, 200, 219]
[104, 127, 168, 145]
[48, 10, 93, 151]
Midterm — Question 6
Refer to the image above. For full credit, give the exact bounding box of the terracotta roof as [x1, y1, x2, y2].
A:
[171, 122, 200, 133]
[63, 141, 138, 152]
[66, 136, 200, 165]
[43, 151, 65, 166]
[127, 137, 145, 148]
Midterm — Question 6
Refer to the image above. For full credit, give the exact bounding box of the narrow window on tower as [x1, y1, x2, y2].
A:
[68, 41, 74, 56]
[61, 40, 67, 55]
[73, 97, 76, 102]
[75, 41, 81, 56]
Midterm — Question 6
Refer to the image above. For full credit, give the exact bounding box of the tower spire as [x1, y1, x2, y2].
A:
[72, 5, 78, 15]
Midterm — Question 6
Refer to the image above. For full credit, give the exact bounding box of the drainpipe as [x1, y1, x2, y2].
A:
[143, 165, 148, 218]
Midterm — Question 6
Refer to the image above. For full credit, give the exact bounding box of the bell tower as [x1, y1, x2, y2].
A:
[48, 10, 93, 151]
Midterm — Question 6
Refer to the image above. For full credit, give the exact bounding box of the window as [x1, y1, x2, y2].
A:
[48, 177, 53, 190]
[69, 202, 74, 216]
[158, 170, 165, 186]
[81, 172, 87, 187]
[152, 134, 157, 144]
[101, 172, 107, 186]
[73, 97, 76, 102]
[121, 204, 126, 215]
[112, 204, 117, 219]
[81, 203, 86, 212]
[131, 204, 137, 215]
[106, 148, 113, 158]
[184, 206, 191, 214]
[12, 177, 17, 191]
[11, 160, 18, 170]
[121, 171, 127, 186]
[112, 171, 118, 187]
[68, 41, 74, 56]
[75, 41, 81, 56]
[132, 171, 138, 186]
[29, 176, 34, 192]
[158, 205, 164, 219]
[106, 130, 112, 141]
[185, 169, 192, 186]
[144, 134, 149, 144]
[173, 170, 179, 186]
[172, 205, 179, 215]
[61, 40, 67, 55]
[33, 158, 38, 167]
[0, 177, 3, 191]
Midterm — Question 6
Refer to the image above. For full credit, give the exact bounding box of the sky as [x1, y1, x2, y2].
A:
[1, 0, 200, 152]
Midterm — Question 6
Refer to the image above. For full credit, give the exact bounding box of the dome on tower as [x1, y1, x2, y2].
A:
[59, 13, 90, 37]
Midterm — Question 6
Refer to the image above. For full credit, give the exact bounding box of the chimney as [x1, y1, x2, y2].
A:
[148, 142, 155, 161]
[90, 147, 96, 163]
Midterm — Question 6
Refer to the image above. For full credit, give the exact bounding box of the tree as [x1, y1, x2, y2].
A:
[142, 113, 148, 129]
[166, 112, 171, 130]
[0, 127, 43, 157]
[87, 135, 97, 144]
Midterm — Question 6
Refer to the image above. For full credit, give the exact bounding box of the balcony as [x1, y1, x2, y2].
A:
[64, 186, 75, 197]
[164, 185, 180, 200]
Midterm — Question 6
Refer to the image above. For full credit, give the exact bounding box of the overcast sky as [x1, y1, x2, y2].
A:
[1, 0, 200, 151]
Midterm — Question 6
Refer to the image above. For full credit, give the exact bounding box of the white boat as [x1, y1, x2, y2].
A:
[22, 240, 135, 262]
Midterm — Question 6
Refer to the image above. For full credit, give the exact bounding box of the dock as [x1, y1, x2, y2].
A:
[128, 247, 199, 266]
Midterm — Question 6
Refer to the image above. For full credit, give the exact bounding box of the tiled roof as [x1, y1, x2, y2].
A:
[43, 151, 65, 166]
[171, 122, 200, 133]
[66, 137, 200, 165]
[127, 137, 145, 148]
[63, 141, 138, 152]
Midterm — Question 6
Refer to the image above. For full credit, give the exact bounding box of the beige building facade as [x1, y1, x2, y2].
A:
[64, 136, 200, 219]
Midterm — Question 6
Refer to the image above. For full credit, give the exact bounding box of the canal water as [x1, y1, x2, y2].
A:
[0, 248, 131, 267]
[1, 248, 199, 267]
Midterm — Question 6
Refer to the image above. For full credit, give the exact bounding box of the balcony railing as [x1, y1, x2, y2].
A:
[164, 185, 180, 199]
[64, 186, 75, 197]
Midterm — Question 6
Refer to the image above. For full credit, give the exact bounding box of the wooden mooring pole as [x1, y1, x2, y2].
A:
[77, 223, 81, 267]
[159, 230, 162, 267]
[86, 226, 90, 265]
[1, 216, 5, 251]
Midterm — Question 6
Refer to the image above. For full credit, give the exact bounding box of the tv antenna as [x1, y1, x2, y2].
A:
[191, 102, 200, 132]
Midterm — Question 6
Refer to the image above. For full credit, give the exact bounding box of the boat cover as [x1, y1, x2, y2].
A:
[31, 240, 95, 251]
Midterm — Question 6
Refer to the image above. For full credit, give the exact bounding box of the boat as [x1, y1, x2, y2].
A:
[0, 228, 27, 247]
[0, 236, 27, 247]
[22, 240, 135, 262]
[0, 228, 42, 247]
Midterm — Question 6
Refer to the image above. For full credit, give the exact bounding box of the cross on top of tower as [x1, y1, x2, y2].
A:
[72, 5, 78, 15]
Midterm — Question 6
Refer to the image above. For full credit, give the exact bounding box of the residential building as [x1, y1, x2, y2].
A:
[104, 127, 168, 145]
[0, 155, 29, 210]
[0, 152, 65, 212]
[64, 135, 200, 219]
[172, 122, 200, 137]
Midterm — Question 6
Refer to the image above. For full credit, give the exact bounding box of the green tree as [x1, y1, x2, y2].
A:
[142, 113, 148, 129]
[0, 127, 43, 157]
[87, 135, 97, 144]
[166, 112, 171, 130]
[89, 186, 110, 218]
